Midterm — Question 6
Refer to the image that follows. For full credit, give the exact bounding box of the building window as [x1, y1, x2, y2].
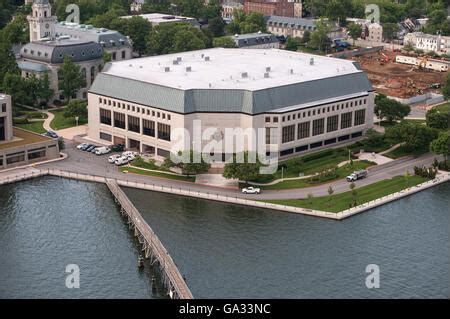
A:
[310, 141, 323, 149]
[157, 123, 170, 141]
[28, 147, 46, 160]
[265, 127, 277, 144]
[128, 115, 140, 133]
[1, 103, 6, 112]
[312, 118, 325, 136]
[265, 117, 270, 123]
[113, 112, 126, 129]
[112, 52, 117, 60]
[273, 117, 278, 123]
[282, 125, 295, 143]
[297, 122, 310, 139]
[157, 148, 170, 158]
[100, 132, 112, 142]
[122, 51, 126, 59]
[168, 115, 171, 121]
[327, 115, 338, 132]
[143, 119, 155, 137]
[354, 109, 366, 126]
[341, 112, 353, 129]
[100, 108, 111, 125]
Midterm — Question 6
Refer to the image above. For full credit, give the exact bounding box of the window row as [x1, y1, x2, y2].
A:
[99, 99, 171, 121]
[281, 110, 366, 144]
[265, 98, 367, 124]
[100, 110, 171, 141]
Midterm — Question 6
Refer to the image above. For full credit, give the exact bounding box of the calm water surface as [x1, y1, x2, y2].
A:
[0, 176, 448, 298]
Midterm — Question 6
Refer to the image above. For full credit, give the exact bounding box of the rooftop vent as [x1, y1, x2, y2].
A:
[310, 58, 315, 65]
[204, 56, 210, 61]
[266, 66, 271, 72]
[241, 72, 248, 78]
[164, 67, 170, 72]
[264, 72, 270, 78]
[177, 57, 182, 62]
[186, 66, 192, 72]
[289, 69, 294, 74]
[173, 60, 179, 65]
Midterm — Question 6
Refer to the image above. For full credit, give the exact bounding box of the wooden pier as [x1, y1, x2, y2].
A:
[105, 179, 193, 299]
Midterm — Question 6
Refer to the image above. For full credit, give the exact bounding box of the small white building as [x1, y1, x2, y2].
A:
[395, 55, 449, 72]
[404, 32, 450, 55]
[367, 23, 383, 44]
[0, 94, 13, 142]
[130, 0, 145, 13]
[121, 13, 200, 28]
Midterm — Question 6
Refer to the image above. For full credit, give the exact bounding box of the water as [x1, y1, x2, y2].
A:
[0, 177, 162, 299]
[0, 177, 448, 298]
[124, 183, 449, 299]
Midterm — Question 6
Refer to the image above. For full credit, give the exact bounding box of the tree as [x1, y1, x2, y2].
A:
[362, 128, 386, 149]
[385, 121, 438, 154]
[146, 22, 208, 55]
[110, 16, 152, 57]
[404, 170, 411, 188]
[175, 150, 211, 176]
[382, 23, 399, 41]
[327, 186, 334, 207]
[300, 30, 311, 45]
[443, 73, 450, 100]
[208, 17, 225, 37]
[426, 108, 449, 130]
[347, 23, 362, 45]
[64, 99, 88, 120]
[375, 94, 411, 123]
[213, 36, 237, 48]
[430, 131, 450, 168]
[241, 12, 266, 33]
[285, 37, 300, 51]
[103, 52, 112, 63]
[1, 12, 29, 44]
[0, 37, 19, 90]
[2, 73, 32, 108]
[309, 19, 331, 53]
[58, 56, 86, 102]
[37, 73, 54, 107]
[223, 152, 262, 185]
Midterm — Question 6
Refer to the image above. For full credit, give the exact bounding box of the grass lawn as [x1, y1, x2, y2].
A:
[50, 109, 87, 130]
[119, 167, 196, 182]
[434, 103, 449, 113]
[257, 161, 374, 190]
[266, 175, 428, 213]
[15, 121, 46, 134]
[384, 145, 427, 159]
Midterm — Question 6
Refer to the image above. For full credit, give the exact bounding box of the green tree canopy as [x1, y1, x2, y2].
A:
[430, 131, 450, 164]
[347, 23, 362, 44]
[443, 73, 450, 100]
[375, 94, 411, 123]
[385, 121, 438, 154]
[285, 37, 300, 51]
[309, 19, 332, 53]
[64, 99, 88, 120]
[213, 36, 237, 48]
[58, 56, 86, 102]
[110, 16, 152, 57]
[426, 108, 449, 130]
[223, 152, 262, 184]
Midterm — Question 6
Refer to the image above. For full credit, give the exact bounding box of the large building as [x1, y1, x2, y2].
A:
[55, 22, 133, 61]
[222, 1, 244, 21]
[244, 0, 302, 18]
[0, 94, 59, 169]
[87, 48, 374, 161]
[19, 39, 104, 101]
[19, 0, 105, 102]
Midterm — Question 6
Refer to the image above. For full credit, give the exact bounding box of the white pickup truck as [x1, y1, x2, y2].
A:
[242, 187, 261, 195]
[346, 169, 368, 182]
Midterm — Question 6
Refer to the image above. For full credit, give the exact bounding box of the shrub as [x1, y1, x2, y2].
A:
[13, 117, 29, 124]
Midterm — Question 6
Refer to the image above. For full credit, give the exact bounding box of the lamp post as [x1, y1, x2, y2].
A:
[75, 116, 79, 126]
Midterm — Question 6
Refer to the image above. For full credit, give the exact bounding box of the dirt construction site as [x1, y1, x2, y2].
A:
[350, 50, 448, 99]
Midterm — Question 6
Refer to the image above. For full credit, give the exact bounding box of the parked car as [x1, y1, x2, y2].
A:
[85, 145, 97, 152]
[90, 146, 99, 153]
[108, 154, 122, 164]
[346, 169, 368, 182]
[111, 144, 124, 152]
[77, 143, 88, 150]
[95, 146, 111, 155]
[122, 151, 139, 158]
[45, 131, 59, 139]
[115, 156, 131, 166]
[81, 144, 93, 151]
[242, 187, 261, 194]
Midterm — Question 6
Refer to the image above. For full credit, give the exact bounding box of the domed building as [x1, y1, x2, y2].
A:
[18, 0, 105, 102]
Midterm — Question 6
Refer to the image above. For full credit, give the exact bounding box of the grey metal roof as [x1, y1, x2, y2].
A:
[17, 61, 49, 72]
[55, 23, 132, 49]
[21, 39, 103, 64]
[89, 72, 373, 115]
[232, 32, 279, 47]
[266, 16, 316, 30]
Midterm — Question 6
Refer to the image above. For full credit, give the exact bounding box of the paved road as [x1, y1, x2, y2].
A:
[34, 140, 441, 201]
